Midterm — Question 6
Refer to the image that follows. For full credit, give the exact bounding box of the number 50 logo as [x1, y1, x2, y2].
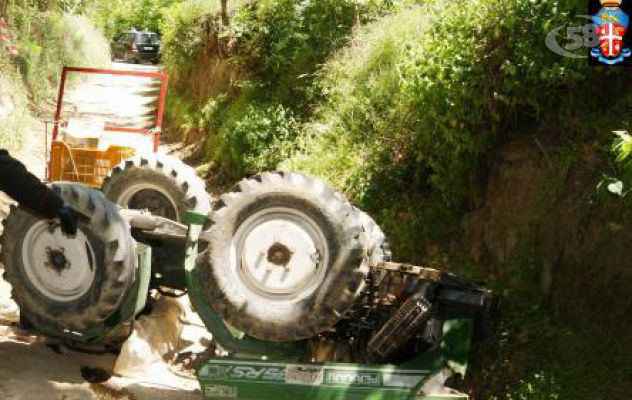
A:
[545, 16, 601, 58]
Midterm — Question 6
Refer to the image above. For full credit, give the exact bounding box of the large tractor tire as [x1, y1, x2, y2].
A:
[101, 153, 211, 222]
[1, 183, 137, 338]
[197, 171, 369, 342]
[331, 191, 391, 267]
[356, 209, 392, 267]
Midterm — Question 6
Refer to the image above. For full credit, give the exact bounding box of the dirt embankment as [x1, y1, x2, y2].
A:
[463, 135, 632, 326]
[162, 15, 248, 148]
[461, 133, 632, 398]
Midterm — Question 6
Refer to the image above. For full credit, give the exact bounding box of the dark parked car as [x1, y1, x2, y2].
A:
[112, 29, 161, 64]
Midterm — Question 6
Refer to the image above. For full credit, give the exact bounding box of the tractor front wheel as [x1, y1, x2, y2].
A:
[101, 154, 211, 222]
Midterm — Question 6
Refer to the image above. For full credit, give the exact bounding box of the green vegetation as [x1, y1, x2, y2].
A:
[160, 0, 619, 221]
[600, 131, 632, 203]
[0, 0, 110, 152]
[160, 0, 395, 183]
[209, 100, 299, 177]
[613, 131, 632, 183]
[226, 0, 391, 102]
[286, 0, 600, 210]
[0, 57, 28, 153]
[160, 0, 245, 70]
[7, 2, 110, 105]
[157, 0, 632, 398]
[91, 0, 180, 38]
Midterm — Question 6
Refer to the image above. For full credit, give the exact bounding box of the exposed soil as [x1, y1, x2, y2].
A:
[461, 134, 632, 398]
[463, 135, 632, 324]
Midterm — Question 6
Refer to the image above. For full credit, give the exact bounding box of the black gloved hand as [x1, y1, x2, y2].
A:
[58, 205, 78, 236]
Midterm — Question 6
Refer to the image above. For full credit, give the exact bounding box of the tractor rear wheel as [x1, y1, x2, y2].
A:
[331, 192, 391, 267]
[356, 209, 392, 267]
[101, 154, 211, 222]
[197, 171, 369, 342]
[1, 183, 137, 339]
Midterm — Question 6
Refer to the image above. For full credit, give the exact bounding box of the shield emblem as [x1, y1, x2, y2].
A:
[598, 22, 627, 58]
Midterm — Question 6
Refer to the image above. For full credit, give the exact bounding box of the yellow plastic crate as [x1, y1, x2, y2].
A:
[49, 141, 135, 188]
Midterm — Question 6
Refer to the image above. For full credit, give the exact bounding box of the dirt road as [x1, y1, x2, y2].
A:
[0, 62, 206, 400]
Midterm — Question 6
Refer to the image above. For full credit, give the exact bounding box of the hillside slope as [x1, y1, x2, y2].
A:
[154, 0, 631, 397]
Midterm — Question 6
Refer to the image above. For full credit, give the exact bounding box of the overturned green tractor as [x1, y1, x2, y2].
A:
[1, 161, 494, 400]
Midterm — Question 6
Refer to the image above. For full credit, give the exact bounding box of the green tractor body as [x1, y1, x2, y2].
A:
[197, 320, 473, 400]
[4, 175, 492, 400]
[3, 67, 493, 399]
[181, 212, 479, 400]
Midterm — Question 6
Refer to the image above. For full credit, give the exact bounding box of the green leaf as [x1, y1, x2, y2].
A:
[607, 180, 624, 197]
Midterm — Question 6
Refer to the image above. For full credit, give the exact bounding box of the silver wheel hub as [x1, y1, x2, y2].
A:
[119, 182, 179, 221]
[231, 207, 329, 304]
[22, 221, 96, 302]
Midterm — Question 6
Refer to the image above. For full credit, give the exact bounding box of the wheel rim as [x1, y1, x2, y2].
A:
[118, 183, 179, 221]
[230, 207, 329, 304]
[21, 221, 97, 303]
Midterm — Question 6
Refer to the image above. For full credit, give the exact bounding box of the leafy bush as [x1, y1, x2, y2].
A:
[207, 101, 299, 179]
[164, 88, 299, 181]
[161, 0, 395, 183]
[91, 0, 179, 38]
[160, 0, 221, 72]
[599, 131, 632, 202]
[286, 0, 594, 203]
[613, 131, 632, 174]
[161, 0, 393, 104]
[226, 0, 394, 107]
[163, 90, 202, 142]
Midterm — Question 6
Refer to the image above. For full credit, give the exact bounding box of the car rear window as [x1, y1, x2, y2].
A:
[137, 33, 160, 45]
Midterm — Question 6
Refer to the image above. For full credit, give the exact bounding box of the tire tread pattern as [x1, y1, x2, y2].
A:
[198, 171, 369, 342]
[1, 183, 136, 337]
[101, 153, 211, 220]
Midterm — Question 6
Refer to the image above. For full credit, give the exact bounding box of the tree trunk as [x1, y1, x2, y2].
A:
[221, 0, 229, 26]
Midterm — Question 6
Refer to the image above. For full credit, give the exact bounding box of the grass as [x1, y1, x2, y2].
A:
[8, 6, 111, 108]
[0, 56, 28, 153]
[0, 5, 111, 153]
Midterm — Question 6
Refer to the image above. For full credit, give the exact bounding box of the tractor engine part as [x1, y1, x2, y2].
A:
[1, 183, 138, 339]
[101, 153, 211, 222]
[307, 336, 353, 363]
[196, 171, 370, 342]
[367, 283, 437, 362]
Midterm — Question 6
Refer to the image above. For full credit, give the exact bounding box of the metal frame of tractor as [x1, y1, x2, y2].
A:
[19, 208, 491, 399]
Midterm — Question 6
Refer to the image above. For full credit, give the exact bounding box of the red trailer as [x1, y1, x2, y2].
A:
[47, 66, 168, 187]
